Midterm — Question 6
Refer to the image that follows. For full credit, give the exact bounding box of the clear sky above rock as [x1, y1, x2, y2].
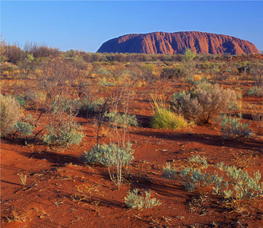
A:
[1, 1, 262, 53]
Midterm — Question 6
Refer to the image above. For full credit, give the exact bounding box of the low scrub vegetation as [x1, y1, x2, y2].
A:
[43, 124, 84, 147]
[151, 108, 188, 130]
[216, 114, 253, 139]
[125, 189, 161, 210]
[104, 112, 138, 127]
[170, 81, 238, 124]
[163, 156, 263, 206]
[0, 94, 21, 137]
[247, 86, 263, 96]
[1, 39, 263, 226]
[81, 142, 134, 167]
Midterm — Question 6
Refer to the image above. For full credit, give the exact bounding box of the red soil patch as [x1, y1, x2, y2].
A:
[1, 80, 263, 227]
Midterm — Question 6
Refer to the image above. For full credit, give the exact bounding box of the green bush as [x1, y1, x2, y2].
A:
[163, 160, 263, 200]
[14, 121, 35, 138]
[247, 86, 263, 96]
[43, 124, 84, 147]
[188, 155, 208, 168]
[99, 78, 115, 87]
[216, 114, 253, 139]
[79, 98, 108, 116]
[15, 95, 26, 107]
[170, 82, 238, 124]
[104, 112, 138, 127]
[0, 94, 21, 137]
[81, 142, 134, 167]
[151, 108, 188, 130]
[124, 189, 161, 210]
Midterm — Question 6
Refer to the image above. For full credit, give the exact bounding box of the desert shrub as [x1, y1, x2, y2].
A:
[182, 49, 196, 80]
[99, 78, 115, 87]
[252, 111, 263, 135]
[124, 189, 161, 210]
[79, 98, 108, 116]
[216, 114, 253, 139]
[1, 61, 19, 73]
[170, 82, 237, 124]
[81, 142, 134, 167]
[188, 155, 208, 168]
[141, 64, 155, 81]
[43, 124, 84, 147]
[15, 95, 26, 107]
[160, 67, 186, 79]
[0, 94, 21, 137]
[162, 163, 177, 180]
[13, 121, 35, 138]
[247, 86, 263, 96]
[163, 160, 263, 200]
[185, 76, 209, 86]
[151, 108, 188, 130]
[104, 112, 138, 127]
[3, 44, 23, 64]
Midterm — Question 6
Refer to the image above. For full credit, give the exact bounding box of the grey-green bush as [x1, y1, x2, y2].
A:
[124, 189, 161, 210]
[43, 124, 84, 147]
[170, 82, 237, 124]
[104, 112, 138, 127]
[81, 142, 134, 167]
[14, 121, 35, 138]
[216, 114, 253, 138]
[163, 160, 263, 200]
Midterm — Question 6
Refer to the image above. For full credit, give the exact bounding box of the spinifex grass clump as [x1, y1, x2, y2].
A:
[125, 189, 161, 210]
[150, 93, 188, 130]
[151, 108, 188, 130]
[163, 156, 263, 203]
[170, 81, 238, 124]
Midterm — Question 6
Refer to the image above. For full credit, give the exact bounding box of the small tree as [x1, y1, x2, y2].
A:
[182, 48, 196, 81]
[18, 54, 35, 78]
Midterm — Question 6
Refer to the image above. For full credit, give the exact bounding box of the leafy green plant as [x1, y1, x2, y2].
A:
[163, 159, 263, 202]
[15, 95, 26, 107]
[247, 86, 263, 96]
[13, 121, 35, 138]
[188, 155, 208, 168]
[99, 78, 115, 87]
[43, 124, 84, 147]
[124, 189, 161, 210]
[81, 142, 134, 167]
[104, 112, 138, 127]
[182, 49, 196, 80]
[216, 114, 253, 138]
[79, 98, 108, 116]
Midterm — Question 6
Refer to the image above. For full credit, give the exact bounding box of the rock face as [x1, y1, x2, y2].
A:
[97, 31, 259, 55]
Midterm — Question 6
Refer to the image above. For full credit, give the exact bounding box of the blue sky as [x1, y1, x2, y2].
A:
[1, 1, 263, 53]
